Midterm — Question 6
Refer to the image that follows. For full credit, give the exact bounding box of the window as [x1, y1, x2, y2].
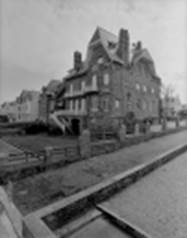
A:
[75, 100, 79, 111]
[91, 96, 98, 111]
[72, 100, 76, 110]
[149, 101, 153, 112]
[69, 100, 73, 110]
[135, 83, 140, 91]
[143, 85, 147, 93]
[92, 75, 97, 89]
[151, 88, 155, 94]
[142, 100, 147, 110]
[78, 99, 82, 110]
[70, 84, 73, 93]
[115, 99, 120, 108]
[127, 92, 132, 101]
[81, 81, 85, 91]
[97, 57, 104, 64]
[102, 97, 109, 111]
[81, 99, 85, 111]
[103, 73, 110, 85]
[136, 99, 141, 109]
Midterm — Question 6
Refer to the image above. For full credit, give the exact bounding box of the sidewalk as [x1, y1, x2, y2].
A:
[0, 139, 22, 158]
[13, 129, 187, 215]
[101, 151, 187, 238]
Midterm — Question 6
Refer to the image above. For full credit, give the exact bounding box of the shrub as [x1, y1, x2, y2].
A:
[24, 121, 48, 134]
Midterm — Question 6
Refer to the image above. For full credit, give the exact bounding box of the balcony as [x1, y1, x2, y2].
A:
[64, 84, 98, 98]
[53, 109, 87, 116]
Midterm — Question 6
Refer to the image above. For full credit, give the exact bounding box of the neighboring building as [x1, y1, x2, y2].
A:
[162, 95, 182, 118]
[52, 27, 161, 134]
[38, 80, 61, 123]
[0, 101, 18, 122]
[16, 90, 40, 122]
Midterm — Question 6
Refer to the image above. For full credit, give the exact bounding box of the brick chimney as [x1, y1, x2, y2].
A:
[74, 51, 82, 71]
[136, 41, 142, 50]
[116, 29, 129, 66]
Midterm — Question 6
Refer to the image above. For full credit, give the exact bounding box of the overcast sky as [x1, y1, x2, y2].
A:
[0, 0, 187, 104]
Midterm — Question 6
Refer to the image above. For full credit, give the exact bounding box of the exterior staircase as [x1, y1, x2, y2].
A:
[50, 111, 73, 134]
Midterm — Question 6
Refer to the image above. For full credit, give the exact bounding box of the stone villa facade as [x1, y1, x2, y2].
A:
[52, 27, 161, 134]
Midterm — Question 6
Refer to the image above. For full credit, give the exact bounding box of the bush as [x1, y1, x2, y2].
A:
[47, 124, 62, 136]
[24, 121, 48, 134]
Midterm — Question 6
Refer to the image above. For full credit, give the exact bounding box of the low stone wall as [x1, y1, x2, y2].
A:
[1, 125, 187, 183]
[91, 140, 118, 157]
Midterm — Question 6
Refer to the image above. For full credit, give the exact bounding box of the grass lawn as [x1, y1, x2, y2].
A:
[2, 135, 78, 153]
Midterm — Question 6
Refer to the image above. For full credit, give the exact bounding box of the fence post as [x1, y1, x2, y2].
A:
[161, 117, 167, 131]
[118, 124, 126, 144]
[78, 129, 91, 159]
[44, 146, 53, 164]
[175, 117, 179, 128]
[145, 121, 151, 134]
[135, 123, 140, 136]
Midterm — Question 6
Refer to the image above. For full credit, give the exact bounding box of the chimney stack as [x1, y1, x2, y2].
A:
[136, 41, 142, 50]
[116, 29, 129, 66]
[74, 51, 82, 71]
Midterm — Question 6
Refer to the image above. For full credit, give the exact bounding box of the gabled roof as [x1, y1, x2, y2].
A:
[88, 26, 124, 64]
[131, 48, 159, 78]
[132, 48, 154, 64]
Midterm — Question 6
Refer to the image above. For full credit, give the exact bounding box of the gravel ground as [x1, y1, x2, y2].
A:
[101, 151, 187, 238]
[12, 130, 187, 215]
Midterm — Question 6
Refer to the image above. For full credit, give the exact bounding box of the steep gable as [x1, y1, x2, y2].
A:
[87, 27, 124, 65]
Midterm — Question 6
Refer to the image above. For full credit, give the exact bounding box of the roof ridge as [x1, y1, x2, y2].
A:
[97, 26, 117, 39]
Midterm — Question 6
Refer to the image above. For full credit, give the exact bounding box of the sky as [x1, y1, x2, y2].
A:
[0, 0, 187, 104]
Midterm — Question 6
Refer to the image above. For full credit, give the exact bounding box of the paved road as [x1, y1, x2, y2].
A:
[101, 151, 187, 238]
[13, 130, 187, 215]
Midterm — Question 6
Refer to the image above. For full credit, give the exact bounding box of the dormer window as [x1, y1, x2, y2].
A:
[108, 41, 116, 49]
[97, 57, 104, 64]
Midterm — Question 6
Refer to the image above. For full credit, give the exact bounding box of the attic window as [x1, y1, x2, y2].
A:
[108, 41, 116, 49]
[97, 57, 104, 64]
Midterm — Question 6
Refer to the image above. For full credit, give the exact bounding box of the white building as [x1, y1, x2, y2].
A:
[0, 90, 40, 122]
[162, 95, 182, 118]
[16, 90, 40, 122]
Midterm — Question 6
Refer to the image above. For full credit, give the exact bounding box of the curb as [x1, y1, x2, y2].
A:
[23, 143, 187, 238]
